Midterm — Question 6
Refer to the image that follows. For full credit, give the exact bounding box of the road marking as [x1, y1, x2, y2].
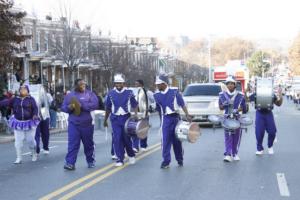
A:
[276, 173, 290, 197]
[39, 143, 161, 200]
[22, 146, 58, 156]
[58, 146, 161, 200]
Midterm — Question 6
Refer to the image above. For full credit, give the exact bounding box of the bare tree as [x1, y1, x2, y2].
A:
[50, 4, 90, 86]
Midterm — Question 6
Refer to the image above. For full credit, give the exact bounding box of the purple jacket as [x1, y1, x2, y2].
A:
[0, 96, 38, 121]
[61, 90, 99, 125]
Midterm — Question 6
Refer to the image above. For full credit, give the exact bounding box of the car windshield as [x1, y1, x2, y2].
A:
[183, 85, 221, 96]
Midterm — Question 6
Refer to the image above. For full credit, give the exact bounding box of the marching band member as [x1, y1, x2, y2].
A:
[103, 74, 138, 167]
[154, 73, 192, 169]
[250, 85, 283, 155]
[0, 84, 39, 164]
[219, 76, 247, 162]
[61, 79, 99, 170]
[132, 79, 149, 152]
[35, 87, 51, 155]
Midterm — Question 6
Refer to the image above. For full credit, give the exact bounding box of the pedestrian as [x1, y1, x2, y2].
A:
[219, 76, 247, 162]
[250, 82, 283, 155]
[154, 73, 192, 169]
[34, 86, 51, 155]
[0, 84, 39, 164]
[131, 79, 149, 152]
[61, 79, 99, 170]
[103, 74, 138, 167]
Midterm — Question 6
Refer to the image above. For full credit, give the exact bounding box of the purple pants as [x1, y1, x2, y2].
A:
[224, 128, 242, 156]
[65, 122, 95, 165]
[110, 114, 135, 163]
[255, 111, 277, 151]
[35, 118, 50, 154]
[132, 136, 148, 150]
[161, 115, 183, 165]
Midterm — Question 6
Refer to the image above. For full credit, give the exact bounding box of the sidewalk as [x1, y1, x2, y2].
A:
[0, 128, 66, 144]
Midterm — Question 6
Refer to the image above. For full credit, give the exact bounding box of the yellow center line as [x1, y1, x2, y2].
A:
[58, 146, 161, 200]
[39, 143, 161, 200]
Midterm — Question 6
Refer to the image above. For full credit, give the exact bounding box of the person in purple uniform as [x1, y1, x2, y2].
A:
[103, 74, 138, 167]
[0, 85, 39, 164]
[154, 73, 192, 169]
[219, 76, 247, 162]
[61, 79, 99, 170]
[250, 85, 283, 156]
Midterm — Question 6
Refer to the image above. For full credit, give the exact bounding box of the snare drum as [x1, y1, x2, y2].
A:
[222, 118, 240, 132]
[239, 115, 253, 128]
[255, 77, 274, 110]
[124, 117, 150, 139]
[175, 121, 201, 143]
[208, 115, 222, 125]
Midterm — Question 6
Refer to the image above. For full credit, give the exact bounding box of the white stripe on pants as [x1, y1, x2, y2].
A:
[14, 128, 37, 150]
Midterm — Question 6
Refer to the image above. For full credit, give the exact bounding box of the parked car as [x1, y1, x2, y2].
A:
[179, 83, 224, 124]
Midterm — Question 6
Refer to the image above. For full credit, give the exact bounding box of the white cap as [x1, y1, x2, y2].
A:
[114, 74, 125, 83]
[225, 76, 236, 84]
[155, 73, 169, 85]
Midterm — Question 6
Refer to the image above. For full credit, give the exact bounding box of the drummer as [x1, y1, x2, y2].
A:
[219, 76, 247, 162]
[103, 74, 138, 167]
[61, 79, 99, 170]
[154, 73, 192, 169]
[249, 83, 283, 155]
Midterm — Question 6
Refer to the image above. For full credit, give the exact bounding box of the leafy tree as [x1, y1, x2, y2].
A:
[0, 0, 26, 93]
[289, 33, 300, 75]
[247, 51, 271, 76]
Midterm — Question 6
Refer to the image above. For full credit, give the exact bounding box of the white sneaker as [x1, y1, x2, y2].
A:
[223, 155, 232, 162]
[140, 147, 148, 152]
[32, 152, 38, 162]
[128, 157, 136, 165]
[268, 147, 274, 155]
[233, 155, 240, 161]
[256, 150, 264, 155]
[14, 158, 22, 164]
[115, 162, 124, 167]
[43, 150, 50, 155]
[111, 155, 118, 160]
[132, 148, 139, 153]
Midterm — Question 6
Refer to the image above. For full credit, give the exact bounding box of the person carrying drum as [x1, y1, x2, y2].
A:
[61, 79, 99, 170]
[132, 79, 149, 152]
[250, 82, 283, 155]
[103, 74, 138, 167]
[219, 76, 247, 162]
[154, 73, 192, 169]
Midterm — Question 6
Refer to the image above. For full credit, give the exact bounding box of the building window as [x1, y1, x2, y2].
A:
[45, 32, 49, 52]
[36, 31, 40, 52]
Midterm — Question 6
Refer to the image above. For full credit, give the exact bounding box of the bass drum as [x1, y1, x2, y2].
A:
[222, 118, 240, 132]
[175, 121, 201, 143]
[255, 77, 274, 110]
[29, 84, 50, 120]
[124, 117, 150, 139]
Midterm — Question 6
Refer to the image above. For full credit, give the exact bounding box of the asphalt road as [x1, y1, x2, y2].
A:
[0, 99, 299, 200]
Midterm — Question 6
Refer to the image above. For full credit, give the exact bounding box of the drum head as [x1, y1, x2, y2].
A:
[187, 123, 201, 143]
[222, 119, 240, 131]
[136, 118, 150, 139]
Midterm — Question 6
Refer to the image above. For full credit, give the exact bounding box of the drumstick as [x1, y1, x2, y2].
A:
[105, 127, 108, 141]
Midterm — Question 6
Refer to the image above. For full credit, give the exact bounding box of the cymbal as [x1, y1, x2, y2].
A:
[71, 97, 81, 116]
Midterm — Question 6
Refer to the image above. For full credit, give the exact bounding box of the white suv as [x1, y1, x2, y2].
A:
[180, 83, 224, 124]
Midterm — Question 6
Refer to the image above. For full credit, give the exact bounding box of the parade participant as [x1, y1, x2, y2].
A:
[219, 76, 247, 162]
[132, 79, 149, 152]
[250, 84, 283, 155]
[154, 73, 192, 169]
[103, 74, 138, 167]
[35, 87, 51, 155]
[61, 79, 99, 170]
[0, 84, 39, 164]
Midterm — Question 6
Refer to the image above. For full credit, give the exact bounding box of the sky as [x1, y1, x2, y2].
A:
[14, 0, 300, 41]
